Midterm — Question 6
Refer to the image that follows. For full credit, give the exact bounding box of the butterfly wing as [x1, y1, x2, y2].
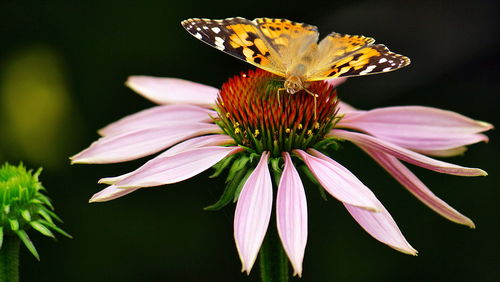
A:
[182, 17, 287, 76]
[307, 33, 410, 81]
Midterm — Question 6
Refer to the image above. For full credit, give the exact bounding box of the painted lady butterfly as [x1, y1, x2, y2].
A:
[182, 17, 410, 94]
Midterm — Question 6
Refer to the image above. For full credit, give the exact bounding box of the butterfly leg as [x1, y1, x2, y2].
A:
[276, 87, 287, 107]
[304, 88, 319, 119]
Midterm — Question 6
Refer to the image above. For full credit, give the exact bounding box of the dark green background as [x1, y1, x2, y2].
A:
[1, 0, 499, 281]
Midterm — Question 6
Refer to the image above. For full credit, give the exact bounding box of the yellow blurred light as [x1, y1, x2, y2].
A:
[0, 46, 81, 168]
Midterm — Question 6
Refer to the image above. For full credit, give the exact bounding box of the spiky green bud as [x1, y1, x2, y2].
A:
[0, 163, 71, 260]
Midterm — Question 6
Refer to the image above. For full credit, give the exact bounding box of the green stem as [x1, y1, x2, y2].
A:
[259, 225, 289, 282]
[0, 235, 20, 282]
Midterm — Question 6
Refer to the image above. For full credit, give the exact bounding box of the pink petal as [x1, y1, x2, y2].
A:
[126, 76, 218, 107]
[325, 77, 348, 89]
[98, 134, 234, 185]
[337, 101, 360, 114]
[337, 106, 493, 151]
[89, 185, 139, 203]
[114, 146, 243, 188]
[344, 203, 418, 255]
[294, 149, 381, 211]
[158, 134, 234, 157]
[359, 145, 475, 227]
[415, 146, 468, 158]
[70, 123, 221, 164]
[98, 172, 132, 185]
[99, 105, 216, 136]
[331, 129, 487, 176]
[277, 152, 308, 277]
[234, 152, 273, 274]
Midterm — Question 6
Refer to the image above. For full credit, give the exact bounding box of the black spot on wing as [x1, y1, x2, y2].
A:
[243, 32, 269, 57]
[351, 53, 363, 61]
[327, 69, 338, 77]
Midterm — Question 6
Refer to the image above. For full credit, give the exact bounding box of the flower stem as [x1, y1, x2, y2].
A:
[0, 235, 20, 282]
[259, 224, 289, 282]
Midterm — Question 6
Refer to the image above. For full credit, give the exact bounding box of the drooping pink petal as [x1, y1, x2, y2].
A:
[277, 152, 308, 277]
[359, 145, 475, 227]
[89, 185, 139, 203]
[126, 76, 218, 107]
[337, 106, 493, 151]
[344, 203, 418, 255]
[293, 149, 381, 211]
[330, 129, 487, 176]
[114, 146, 243, 188]
[234, 152, 273, 274]
[70, 123, 221, 164]
[325, 77, 348, 89]
[99, 105, 216, 136]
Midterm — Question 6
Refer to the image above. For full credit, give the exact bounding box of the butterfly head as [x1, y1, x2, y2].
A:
[284, 75, 304, 94]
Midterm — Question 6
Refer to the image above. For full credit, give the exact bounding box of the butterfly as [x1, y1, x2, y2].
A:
[181, 17, 410, 95]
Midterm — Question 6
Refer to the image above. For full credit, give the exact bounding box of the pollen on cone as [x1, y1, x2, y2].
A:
[215, 69, 340, 155]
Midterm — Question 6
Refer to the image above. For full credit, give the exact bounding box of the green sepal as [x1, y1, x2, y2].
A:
[299, 164, 328, 201]
[30, 221, 54, 238]
[36, 208, 53, 224]
[9, 219, 19, 231]
[44, 206, 63, 223]
[38, 219, 72, 238]
[3, 205, 10, 215]
[36, 194, 54, 210]
[271, 157, 283, 187]
[204, 167, 248, 211]
[248, 152, 261, 163]
[272, 170, 282, 189]
[36, 206, 63, 223]
[33, 168, 43, 179]
[21, 210, 31, 222]
[313, 137, 341, 155]
[0, 227, 3, 248]
[15, 230, 39, 260]
[226, 155, 250, 183]
[233, 168, 254, 202]
[270, 157, 282, 174]
[210, 154, 236, 178]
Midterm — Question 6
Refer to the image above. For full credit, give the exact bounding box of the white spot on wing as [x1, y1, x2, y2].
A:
[379, 58, 388, 63]
[382, 67, 392, 72]
[360, 65, 377, 75]
[215, 36, 225, 50]
[194, 32, 202, 40]
[212, 27, 221, 34]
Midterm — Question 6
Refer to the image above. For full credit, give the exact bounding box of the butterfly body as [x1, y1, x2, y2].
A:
[182, 17, 410, 93]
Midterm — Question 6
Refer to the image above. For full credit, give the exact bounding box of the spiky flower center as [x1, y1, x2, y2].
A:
[215, 69, 340, 156]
